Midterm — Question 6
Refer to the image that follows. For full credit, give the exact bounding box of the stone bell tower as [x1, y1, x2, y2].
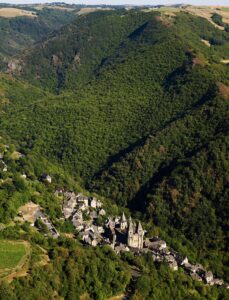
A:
[137, 221, 144, 249]
[120, 212, 128, 230]
[127, 217, 134, 246]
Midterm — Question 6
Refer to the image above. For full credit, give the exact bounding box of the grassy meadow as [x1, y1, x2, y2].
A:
[0, 240, 28, 269]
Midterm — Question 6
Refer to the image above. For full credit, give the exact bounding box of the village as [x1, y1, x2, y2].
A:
[16, 185, 228, 290]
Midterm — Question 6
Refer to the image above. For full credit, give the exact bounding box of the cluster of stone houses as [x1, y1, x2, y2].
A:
[58, 191, 227, 288]
[143, 238, 225, 286]
[58, 190, 106, 246]
[16, 188, 228, 289]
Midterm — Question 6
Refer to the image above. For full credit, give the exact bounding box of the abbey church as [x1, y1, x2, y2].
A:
[106, 213, 144, 250]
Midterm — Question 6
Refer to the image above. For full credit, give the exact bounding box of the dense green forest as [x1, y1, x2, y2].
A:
[0, 6, 228, 299]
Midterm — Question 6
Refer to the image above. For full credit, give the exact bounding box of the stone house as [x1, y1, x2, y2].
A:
[169, 261, 178, 271]
[97, 200, 102, 208]
[77, 194, 89, 207]
[41, 174, 52, 183]
[212, 279, 224, 286]
[174, 253, 188, 266]
[63, 198, 77, 219]
[99, 209, 106, 216]
[204, 271, 214, 284]
[90, 197, 97, 208]
[183, 263, 199, 274]
[145, 238, 167, 251]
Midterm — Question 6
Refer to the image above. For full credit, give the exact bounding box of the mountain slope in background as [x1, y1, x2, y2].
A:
[6, 10, 229, 92]
[0, 6, 76, 65]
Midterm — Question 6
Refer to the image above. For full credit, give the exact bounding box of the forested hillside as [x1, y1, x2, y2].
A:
[0, 6, 228, 299]
[0, 6, 76, 64]
[7, 10, 229, 92]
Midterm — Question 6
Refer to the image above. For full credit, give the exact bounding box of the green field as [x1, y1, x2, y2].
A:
[0, 240, 27, 269]
[221, 7, 229, 12]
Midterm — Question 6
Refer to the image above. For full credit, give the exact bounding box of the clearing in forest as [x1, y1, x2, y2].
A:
[0, 240, 31, 281]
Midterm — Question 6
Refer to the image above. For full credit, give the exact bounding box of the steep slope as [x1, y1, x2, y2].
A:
[0, 135, 131, 299]
[9, 10, 153, 92]
[0, 13, 201, 176]
[0, 8, 228, 298]
[0, 7, 76, 65]
[0, 11, 228, 179]
[89, 77, 229, 281]
[8, 10, 229, 92]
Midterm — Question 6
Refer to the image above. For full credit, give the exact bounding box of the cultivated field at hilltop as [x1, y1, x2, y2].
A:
[76, 7, 113, 15]
[0, 8, 37, 18]
[145, 6, 229, 29]
[33, 4, 75, 11]
[184, 6, 229, 27]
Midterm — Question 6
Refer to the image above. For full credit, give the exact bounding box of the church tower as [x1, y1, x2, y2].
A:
[137, 221, 144, 249]
[127, 217, 134, 247]
[120, 212, 128, 230]
[127, 218, 144, 249]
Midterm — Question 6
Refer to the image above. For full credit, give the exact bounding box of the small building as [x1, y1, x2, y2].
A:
[164, 254, 176, 263]
[0, 160, 7, 172]
[73, 210, 83, 220]
[169, 261, 178, 271]
[212, 278, 224, 286]
[105, 217, 115, 229]
[99, 209, 106, 216]
[78, 202, 87, 211]
[41, 174, 52, 183]
[145, 238, 167, 251]
[91, 239, 98, 247]
[114, 216, 120, 224]
[62, 198, 77, 219]
[204, 271, 214, 284]
[90, 197, 97, 208]
[97, 200, 102, 208]
[90, 211, 98, 219]
[175, 254, 188, 266]
[72, 219, 84, 231]
[80, 231, 89, 241]
[97, 226, 104, 234]
[183, 263, 199, 274]
[77, 194, 89, 207]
